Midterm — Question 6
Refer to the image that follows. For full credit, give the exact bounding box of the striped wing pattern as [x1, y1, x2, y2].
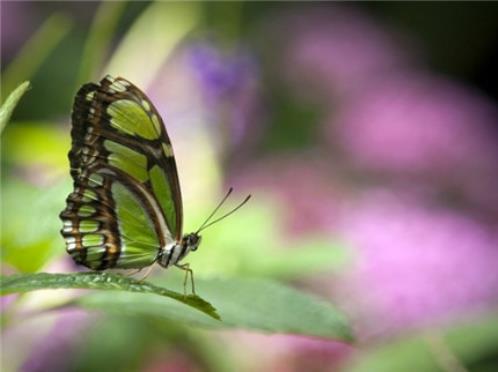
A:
[60, 76, 183, 270]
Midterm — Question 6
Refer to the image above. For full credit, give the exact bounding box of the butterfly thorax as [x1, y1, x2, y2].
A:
[157, 233, 201, 268]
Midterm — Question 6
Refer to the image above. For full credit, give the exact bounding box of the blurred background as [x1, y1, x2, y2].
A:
[2, 2, 498, 371]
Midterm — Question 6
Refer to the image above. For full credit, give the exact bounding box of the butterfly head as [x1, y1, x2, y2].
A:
[183, 232, 201, 252]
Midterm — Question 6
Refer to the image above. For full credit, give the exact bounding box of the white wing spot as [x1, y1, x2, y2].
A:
[111, 79, 130, 93]
[151, 114, 162, 134]
[162, 143, 174, 157]
[85, 91, 95, 101]
[141, 99, 151, 112]
[65, 236, 76, 244]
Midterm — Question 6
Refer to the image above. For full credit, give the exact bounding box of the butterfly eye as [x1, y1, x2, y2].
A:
[189, 235, 201, 251]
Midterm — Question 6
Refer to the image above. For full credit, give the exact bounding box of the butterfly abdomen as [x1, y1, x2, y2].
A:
[157, 243, 184, 268]
[157, 233, 201, 268]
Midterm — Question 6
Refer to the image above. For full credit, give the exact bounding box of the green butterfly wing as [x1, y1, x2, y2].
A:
[60, 76, 183, 269]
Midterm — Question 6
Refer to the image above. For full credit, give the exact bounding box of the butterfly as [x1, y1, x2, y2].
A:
[60, 75, 250, 294]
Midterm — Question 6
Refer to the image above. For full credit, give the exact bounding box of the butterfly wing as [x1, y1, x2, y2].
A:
[60, 76, 183, 269]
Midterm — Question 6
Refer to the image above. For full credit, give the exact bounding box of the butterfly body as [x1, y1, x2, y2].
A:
[157, 233, 201, 268]
[60, 75, 199, 273]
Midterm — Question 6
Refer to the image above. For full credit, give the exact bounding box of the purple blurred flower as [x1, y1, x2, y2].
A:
[1, 2, 36, 60]
[187, 42, 257, 102]
[1, 294, 17, 313]
[186, 42, 262, 148]
[335, 191, 498, 339]
[147, 42, 262, 152]
[21, 309, 90, 372]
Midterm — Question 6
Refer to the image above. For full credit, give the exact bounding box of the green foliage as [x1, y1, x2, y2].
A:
[1, 181, 70, 272]
[345, 313, 498, 372]
[2, 122, 69, 169]
[264, 90, 325, 152]
[71, 317, 156, 372]
[105, 2, 200, 88]
[77, 2, 126, 84]
[0, 81, 31, 133]
[0, 272, 353, 341]
[70, 317, 233, 372]
[192, 200, 351, 279]
[1, 272, 219, 320]
[78, 274, 353, 341]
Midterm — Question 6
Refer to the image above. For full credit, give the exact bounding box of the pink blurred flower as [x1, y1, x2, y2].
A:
[331, 73, 498, 213]
[335, 191, 498, 339]
[334, 74, 498, 176]
[272, 6, 498, 218]
[277, 6, 414, 98]
[229, 156, 346, 236]
[220, 330, 353, 372]
[143, 350, 201, 372]
[267, 335, 353, 372]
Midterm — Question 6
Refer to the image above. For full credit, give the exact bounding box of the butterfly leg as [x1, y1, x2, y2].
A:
[137, 265, 155, 282]
[124, 268, 143, 277]
[175, 263, 196, 296]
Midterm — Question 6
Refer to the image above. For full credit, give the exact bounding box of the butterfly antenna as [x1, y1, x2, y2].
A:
[197, 194, 251, 233]
[196, 187, 234, 233]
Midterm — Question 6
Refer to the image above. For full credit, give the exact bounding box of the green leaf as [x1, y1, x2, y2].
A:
[78, 275, 353, 341]
[1, 272, 352, 341]
[0, 81, 31, 133]
[0, 272, 220, 320]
